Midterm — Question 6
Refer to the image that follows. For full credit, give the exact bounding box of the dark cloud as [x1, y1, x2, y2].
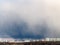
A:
[0, 0, 60, 39]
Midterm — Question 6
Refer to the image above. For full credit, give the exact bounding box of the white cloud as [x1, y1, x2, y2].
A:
[0, 0, 60, 38]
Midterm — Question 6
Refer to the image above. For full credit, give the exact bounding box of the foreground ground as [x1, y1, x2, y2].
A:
[0, 41, 60, 45]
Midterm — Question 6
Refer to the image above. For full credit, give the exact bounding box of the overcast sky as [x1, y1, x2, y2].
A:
[0, 0, 60, 39]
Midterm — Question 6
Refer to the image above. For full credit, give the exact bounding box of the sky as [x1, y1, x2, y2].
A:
[0, 0, 60, 39]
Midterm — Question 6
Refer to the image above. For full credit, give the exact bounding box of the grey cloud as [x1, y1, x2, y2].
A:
[0, 0, 60, 38]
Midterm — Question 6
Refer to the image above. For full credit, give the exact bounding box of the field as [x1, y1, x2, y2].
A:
[0, 41, 60, 45]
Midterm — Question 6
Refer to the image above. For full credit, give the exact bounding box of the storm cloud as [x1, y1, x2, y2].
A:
[0, 0, 60, 39]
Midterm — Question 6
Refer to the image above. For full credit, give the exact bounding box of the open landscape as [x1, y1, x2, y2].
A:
[0, 38, 60, 45]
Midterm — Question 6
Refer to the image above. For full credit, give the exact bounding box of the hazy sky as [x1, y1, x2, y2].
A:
[0, 0, 60, 39]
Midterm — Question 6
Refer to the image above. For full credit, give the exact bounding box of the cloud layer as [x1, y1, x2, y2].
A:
[0, 0, 60, 39]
